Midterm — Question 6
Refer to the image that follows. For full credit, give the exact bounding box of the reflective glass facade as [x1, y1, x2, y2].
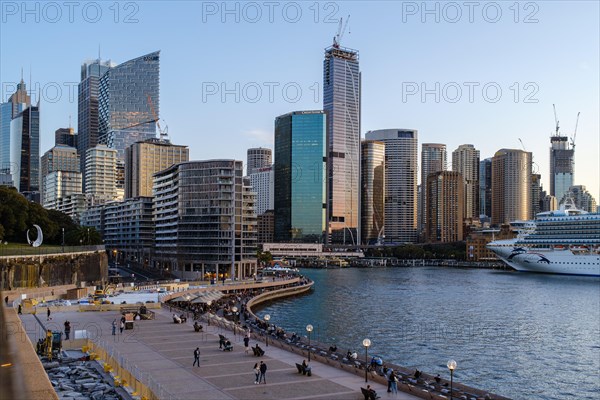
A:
[274, 111, 326, 243]
[10, 106, 39, 196]
[98, 51, 159, 161]
[1, 80, 29, 170]
[324, 46, 360, 244]
[361, 140, 385, 245]
[549, 136, 574, 202]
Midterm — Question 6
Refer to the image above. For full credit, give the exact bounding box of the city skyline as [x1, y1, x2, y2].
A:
[0, 1, 598, 199]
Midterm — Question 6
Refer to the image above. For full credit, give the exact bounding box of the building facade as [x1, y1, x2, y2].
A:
[324, 45, 361, 245]
[1, 79, 31, 170]
[549, 135, 574, 202]
[43, 171, 83, 210]
[479, 158, 492, 218]
[561, 185, 597, 212]
[41, 145, 80, 201]
[55, 127, 78, 148]
[360, 140, 385, 245]
[420, 143, 447, 236]
[98, 51, 159, 161]
[125, 138, 189, 198]
[452, 144, 480, 221]
[425, 171, 464, 242]
[78, 59, 113, 183]
[274, 111, 327, 243]
[247, 147, 272, 175]
[257, 210, 275, 244]
[10, 105, 40, 201]
[491, 149, 532, 225]
[249, 166, 274, 215]
[365, 129, 418, 243]
[153, 160, 257, 280]
[85, 145, 118, 204]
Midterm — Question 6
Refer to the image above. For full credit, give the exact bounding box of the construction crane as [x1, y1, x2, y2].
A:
[571, 112, 580, 149]
[147, 94, 169, 141]
[553, 104, 560, 136]
[332, 15, 350, 49]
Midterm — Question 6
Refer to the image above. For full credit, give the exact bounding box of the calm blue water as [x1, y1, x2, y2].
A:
[255, 267, 600, 400]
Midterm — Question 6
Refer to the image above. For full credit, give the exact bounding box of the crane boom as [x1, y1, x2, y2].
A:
[333, 15, 350, 48]
[553, 104, 560, 135]
[571, 112, 580, 148]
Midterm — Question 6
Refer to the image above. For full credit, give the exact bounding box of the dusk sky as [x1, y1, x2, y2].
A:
[1, 1, 598, 199]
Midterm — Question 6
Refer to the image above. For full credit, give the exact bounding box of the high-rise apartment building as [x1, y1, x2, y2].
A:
[274, 111, 326, 243]
[85, 145, 117, 204]
[55, 127, 78, 148]
[561, 185, 597, 212]
[361, 140, 385, 245]
[425, 171, 464, 242]
[452, 144, 480, 220]
[531, 173, 543, 218]
[98, 51, 159, 161]
[124, 138, 189, 198]
[491, 149, 532, 225]
[549, 134, 574, 202]
[249, 166, 274, 215]
[257, 210, 275, 244]
[324, 45, 360, 245]
[479, 158, 492, 218]
[365, 129, 418, 243]
[43, 171, 83, 210]
[420, 143, 447, 235]
[247, 147, 272, 175]
[1, 79, 31, 170]
[153, 160, 257, 280]
[41, 145, 80, 202]
[10, 105, 40, 201]
[78, 59, 113, 183]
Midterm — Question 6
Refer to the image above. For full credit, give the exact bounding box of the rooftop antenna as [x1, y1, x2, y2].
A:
[69, 115, 72, 129]
[553, 104, 560, 136]
[98, 44, 101, 62]
[20, 67, 24, 83]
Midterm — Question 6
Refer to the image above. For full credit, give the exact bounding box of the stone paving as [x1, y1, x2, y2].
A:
[20, 309, 419, 400]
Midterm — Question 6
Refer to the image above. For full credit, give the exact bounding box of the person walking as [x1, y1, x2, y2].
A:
[244, 336, 250, 355]
[389, 370, 398, 394]
[47, 307, 52, 321]
[259, 361, 267, 384]
[17, 304, 22, 314]
[64, 321, 71, 340]
[193, 347, 200, 367]
[112, 319, 117, 335]
[120, 320, 125, 334]
[253, 363, 260, 384]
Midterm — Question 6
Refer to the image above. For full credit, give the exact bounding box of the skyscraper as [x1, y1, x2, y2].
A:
[124, 138, 189, 198]
[452, 144, 480, 221]
[491, 149, 532, 225]
[549, 135, 574, 203]
[425, 171, 464, 243]
[85, 145, 117, 204]
[274, 111, 326, 243]
[41, 144, 80, 201]
[361, 140, 385, 245]
[55, 127, 78, 148]
[531, 173, 543, 218]
[324, 44, 360, 245]
[365, 129, 418, 243]
[78, 58, 113, 183]
[1, 78, 31, 170]
[10, 105, 39, 200]
[479, 158, 492, 218]
[420, 143, 447, 236]
[98, 51, 160, 161]
[247, 147, 272, 175]
[561, 185, 597, 212]
[249, 166, 274, 215]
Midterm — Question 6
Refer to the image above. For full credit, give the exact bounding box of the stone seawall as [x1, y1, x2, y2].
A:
[0, 251, 108, 290]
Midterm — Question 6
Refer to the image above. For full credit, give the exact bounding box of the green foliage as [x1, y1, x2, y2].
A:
[365, 242, 466, 260]
[257, 250, 273, 264]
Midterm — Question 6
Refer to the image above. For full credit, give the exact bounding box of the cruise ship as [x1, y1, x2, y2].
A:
[487, 204, 600, 276]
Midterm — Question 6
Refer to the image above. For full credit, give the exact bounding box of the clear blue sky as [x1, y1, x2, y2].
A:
[1, 1, 598, 199]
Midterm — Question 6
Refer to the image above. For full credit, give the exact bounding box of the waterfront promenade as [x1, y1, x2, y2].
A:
[19, 308, 418, 400]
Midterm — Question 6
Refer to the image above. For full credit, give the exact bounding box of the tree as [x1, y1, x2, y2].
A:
[0, 187, 30, 242]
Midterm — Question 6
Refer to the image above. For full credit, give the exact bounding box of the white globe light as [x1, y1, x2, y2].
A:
[306, 324, 313, 332]
[363, 338, 371, 347]
[447, 359, 457, 371]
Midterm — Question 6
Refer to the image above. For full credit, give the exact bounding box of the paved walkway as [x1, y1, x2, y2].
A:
[19, 309, 419, 400]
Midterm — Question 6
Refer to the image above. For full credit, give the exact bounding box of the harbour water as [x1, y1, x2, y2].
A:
[255, 267, 600, 400]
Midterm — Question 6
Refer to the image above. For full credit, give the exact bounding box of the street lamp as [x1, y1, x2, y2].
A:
[61, 228, 65, 253]
[447, 359, 457, 400]
[362, 338, 371, 383]
[207, 301, 212, 326]
[306, 324, 313, 361]
[232, 306, 238, 336]
[264, 314, 271, 346]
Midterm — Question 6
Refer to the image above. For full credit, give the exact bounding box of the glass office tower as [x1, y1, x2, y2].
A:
[1, 79, 30, 170]
[324, 45, 361, 245]
[98, 51, 159, 161]
[274, 111, 327, 243]
[10, 105, 40, 199]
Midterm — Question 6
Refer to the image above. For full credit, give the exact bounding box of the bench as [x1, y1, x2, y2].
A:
[252, 347, 265, 357]
[193, 324, 203, 332]
[295, 363, 312, 376]
[360, 387, 379, 400]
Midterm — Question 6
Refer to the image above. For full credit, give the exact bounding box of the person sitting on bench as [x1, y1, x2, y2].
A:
[254, 343, 265, 356]
[193, 322, 203, 332]
[223, 340, 233, 351]
[180, 314, 187, 323]
[329, 344, 337, 352]
[302, 359, 312, 376]
[361, 385, 378, 400]
[173, 314, 181, 323]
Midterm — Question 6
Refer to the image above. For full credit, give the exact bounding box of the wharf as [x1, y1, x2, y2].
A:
[18, 308, 418, 400]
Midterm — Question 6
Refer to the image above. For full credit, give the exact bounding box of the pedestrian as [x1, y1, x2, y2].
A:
[64, 321, 71, 340]
[120, 320, 125, 334]
[4, 296, 8, 305]
[193, 347, 200, 367]
[385, 367, 392, 392]
[17, 304, 22, 314]
[47, 307, 51, 321]
[259, 361, 267, 384]
[112, 319, 117, 335]
[390, 370, 398, 394]
[244, 336, 250, 355]
[253, 363, 260, 384]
